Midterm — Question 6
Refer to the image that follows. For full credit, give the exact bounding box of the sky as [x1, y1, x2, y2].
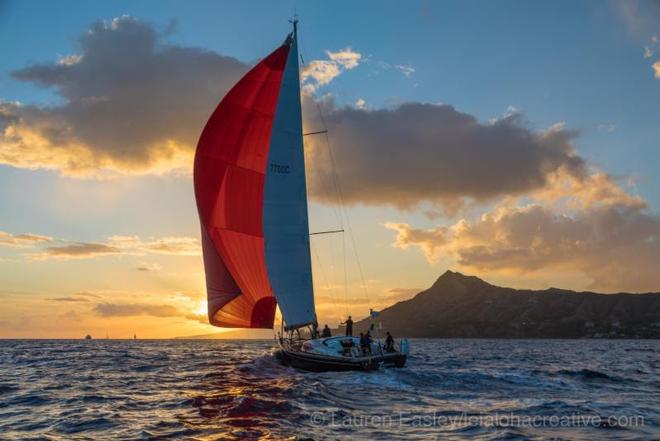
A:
[0, 0, 659, 338]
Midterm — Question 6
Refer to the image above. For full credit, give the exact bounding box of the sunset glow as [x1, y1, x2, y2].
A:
[1, 1, 659, 338]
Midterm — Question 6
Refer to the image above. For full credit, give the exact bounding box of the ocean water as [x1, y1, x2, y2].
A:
[0, 339, 658, 440]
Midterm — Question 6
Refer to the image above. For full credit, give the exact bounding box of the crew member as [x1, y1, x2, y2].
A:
[360, 331, 372, 355]
[384, 332, 395, 352]
[359, 332, 370, 355]
[341, 316, 354, 336]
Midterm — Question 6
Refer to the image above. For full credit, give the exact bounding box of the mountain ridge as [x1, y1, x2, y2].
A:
[347, 271, 660, 338]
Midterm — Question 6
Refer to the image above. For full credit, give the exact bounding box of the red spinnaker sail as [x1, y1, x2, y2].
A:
[194, 44, 290, 328]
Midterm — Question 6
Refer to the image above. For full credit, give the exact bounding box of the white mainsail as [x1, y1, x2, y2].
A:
[263, 28, 317, 330]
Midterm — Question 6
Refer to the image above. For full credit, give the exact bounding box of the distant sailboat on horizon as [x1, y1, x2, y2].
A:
[194, 19, 408, 371]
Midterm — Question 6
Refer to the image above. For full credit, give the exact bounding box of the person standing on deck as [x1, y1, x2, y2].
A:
[384, 332, 395, 352]
[341, 316, 353, 336]
[360, 332, 373, 355]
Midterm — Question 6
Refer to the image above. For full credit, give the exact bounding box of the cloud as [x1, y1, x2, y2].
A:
[326, 48, 362, 69]
[183, 313, 208, 324]
[305, 98, 587, 212]
[395, 65, 415, 78]
[28, 234, 200, 260]
[1, 15, 586, 217]
[314, 285, 421, 314]
[0, 231, 52, 247]
[534, 171, 645, 210]
[94, 302, 180, 317]
[0, 17, 363, 178]
[54, 291, 104, 308]
[136, 263, 162, 272]
[172, 291, 204, 301]
[375, 61, 416, 78]
[93, 301, 208, 324]
[37, 242, 121, 259]
[57, 54, 82, 66]
[615, 2, 660, 76]
[385, 174, 660, 292]
[107, 235, 200, 256]
[73, 291, 102, 298]
[385, 64, 415, 79]
[616, 1, 660, 36]
[385, 222, 449, 260]
[1, 16, 248, 177]
[301, 47, 362, 93]
[596, 123, 616, 133]
[382, 287, 421, 302]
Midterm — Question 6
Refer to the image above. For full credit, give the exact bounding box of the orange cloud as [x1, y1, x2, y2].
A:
[653, 61, 660, 78]
[22, 233, 200, 260]
[0, 231, 52, 247]
[48, 297, 90, 302]
[107, 235, 201, 256]
[386, 173, 660, 292]
[94, 303, 180, 317]
[301, 48, 362, 93]
[38, 242, 121, 259]
[1, 16, 247, 177]
[92, 301, 210, 325]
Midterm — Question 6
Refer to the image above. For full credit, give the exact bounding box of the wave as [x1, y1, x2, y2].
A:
[0, 339, 656, 440]
[0, 384, 19, 394]
[556, 368, 617, 382]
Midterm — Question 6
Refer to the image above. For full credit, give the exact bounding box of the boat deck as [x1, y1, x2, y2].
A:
[277, 336, 409, 372]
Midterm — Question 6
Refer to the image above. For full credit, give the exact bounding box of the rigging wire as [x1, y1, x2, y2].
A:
[298, 20, 372, 320]
[310, 238, 341, 316]
[314, 102, 372, 309]
[298, 22, 347, 319]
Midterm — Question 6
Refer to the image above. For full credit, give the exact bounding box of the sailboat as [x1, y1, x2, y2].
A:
[194, 20, 409, 371]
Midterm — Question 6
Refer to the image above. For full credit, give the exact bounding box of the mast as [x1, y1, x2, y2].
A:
[292, 16, 298, 37]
